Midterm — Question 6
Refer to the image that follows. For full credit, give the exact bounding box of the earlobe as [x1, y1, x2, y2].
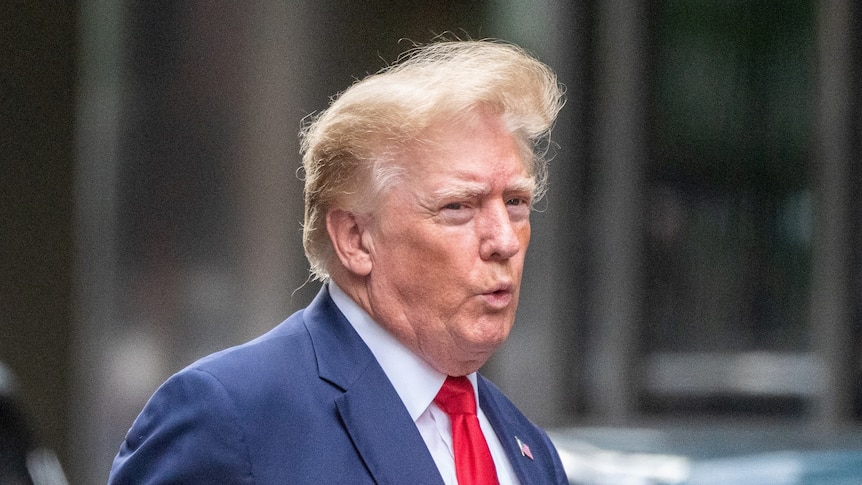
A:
[326, 209, 373, 276]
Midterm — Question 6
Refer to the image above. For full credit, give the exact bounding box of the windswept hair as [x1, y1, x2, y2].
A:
[299, 39, 565, 281]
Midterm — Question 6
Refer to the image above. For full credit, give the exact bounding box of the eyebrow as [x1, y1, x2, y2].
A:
[431, 181, 489, 201]
[430, 177, 536, 201]
[507, 177, 537, 196]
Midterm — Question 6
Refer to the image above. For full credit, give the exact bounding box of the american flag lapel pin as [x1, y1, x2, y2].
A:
[515, 436, 533, 460]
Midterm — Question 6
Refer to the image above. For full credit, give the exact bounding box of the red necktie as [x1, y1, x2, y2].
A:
[434, 376, 500, 485]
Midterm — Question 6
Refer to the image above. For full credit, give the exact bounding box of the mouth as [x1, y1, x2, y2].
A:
[481, 284, 514, 309]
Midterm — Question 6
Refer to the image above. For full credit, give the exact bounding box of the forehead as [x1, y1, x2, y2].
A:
[399, 113, 532, 188]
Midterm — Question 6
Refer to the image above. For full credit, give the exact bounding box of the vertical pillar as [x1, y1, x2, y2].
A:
[233, 1, 321, 338]
[810, 0, 854, 434]
[587, 0, 649, 423]
[70, 2, 124, 482]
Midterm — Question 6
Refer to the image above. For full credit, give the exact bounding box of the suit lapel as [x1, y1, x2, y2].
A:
[305, 286, 444, 485]
[336, 366, 444, 485]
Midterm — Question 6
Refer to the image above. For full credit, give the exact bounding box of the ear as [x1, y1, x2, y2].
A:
[326, 208, 373, 276]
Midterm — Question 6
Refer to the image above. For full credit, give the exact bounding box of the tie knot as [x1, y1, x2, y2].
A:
[434, 376, 477, 416]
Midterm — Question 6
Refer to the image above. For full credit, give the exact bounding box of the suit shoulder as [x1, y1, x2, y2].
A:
[187, 309, 312, 382]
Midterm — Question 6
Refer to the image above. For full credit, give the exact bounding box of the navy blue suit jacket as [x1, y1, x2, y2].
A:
[109, 286, 568, 484]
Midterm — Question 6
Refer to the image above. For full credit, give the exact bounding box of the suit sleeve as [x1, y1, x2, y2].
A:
[108, 368, 255, 485]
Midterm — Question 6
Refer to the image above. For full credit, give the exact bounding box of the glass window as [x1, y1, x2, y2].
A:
[643, 0, 816, 414]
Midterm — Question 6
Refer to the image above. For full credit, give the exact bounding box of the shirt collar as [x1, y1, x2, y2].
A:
[329, 281, 473, 421]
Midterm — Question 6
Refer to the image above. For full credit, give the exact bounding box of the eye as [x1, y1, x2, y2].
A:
[438, 201, 474, 225]
[506, 196, 532, 222]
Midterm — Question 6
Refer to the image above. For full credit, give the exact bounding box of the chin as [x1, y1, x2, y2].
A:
[470, 317, 513, 346]
[443, 357, 490, 377]
[437, 339, 504, 376]
[464, 332, 508, 361]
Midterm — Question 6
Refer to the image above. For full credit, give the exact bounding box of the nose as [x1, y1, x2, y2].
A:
[478, 201, 524, 261]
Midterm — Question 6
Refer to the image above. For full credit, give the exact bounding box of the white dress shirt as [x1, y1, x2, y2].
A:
[329, 282, 520, 485]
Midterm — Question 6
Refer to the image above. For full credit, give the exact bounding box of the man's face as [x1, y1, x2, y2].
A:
[363, 112, 533, 376]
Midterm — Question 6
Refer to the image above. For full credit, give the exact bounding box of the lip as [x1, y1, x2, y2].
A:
[480, 284, 514, 310]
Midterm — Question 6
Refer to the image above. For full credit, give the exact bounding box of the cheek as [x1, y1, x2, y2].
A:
[393, 226, 472, 267]
[520, 221, 532, 247]
[374, 232, 448, 284]
[387, 244, 473, 304]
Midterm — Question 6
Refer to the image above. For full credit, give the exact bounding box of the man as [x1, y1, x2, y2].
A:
[109, 39, 567, 484]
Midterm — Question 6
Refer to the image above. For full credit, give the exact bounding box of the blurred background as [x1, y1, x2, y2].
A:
[2, 1, 860, 483]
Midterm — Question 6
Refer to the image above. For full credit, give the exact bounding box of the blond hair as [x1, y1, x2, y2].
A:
[300, 39, 565, 280]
